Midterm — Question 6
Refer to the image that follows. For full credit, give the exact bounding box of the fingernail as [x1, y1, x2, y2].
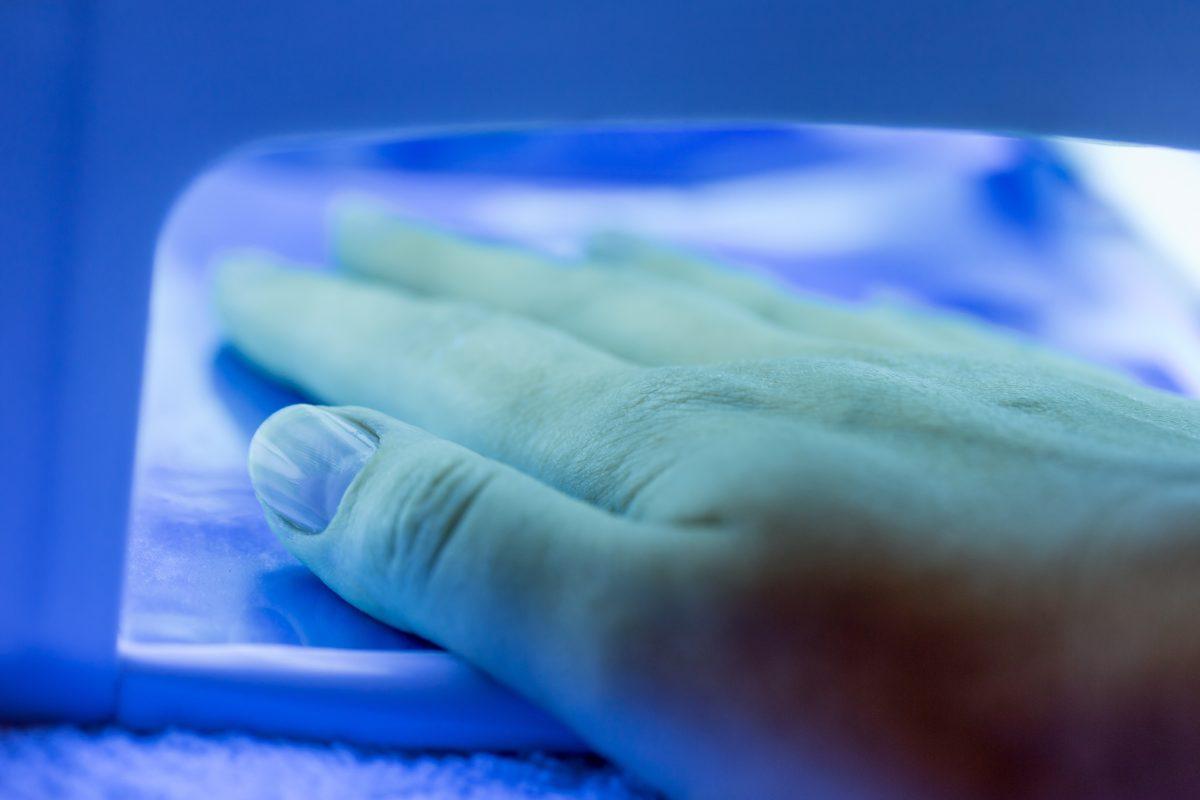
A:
[248, 405, 378, 534]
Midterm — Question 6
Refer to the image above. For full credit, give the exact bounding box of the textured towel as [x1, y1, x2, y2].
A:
[0, 726, 655, 800]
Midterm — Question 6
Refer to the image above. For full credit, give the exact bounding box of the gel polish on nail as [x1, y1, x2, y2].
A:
[248, 405, 378, 533]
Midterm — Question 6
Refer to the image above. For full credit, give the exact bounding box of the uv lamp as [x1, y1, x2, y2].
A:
[4, 0, 1194, 750]
[9, 0, 881, 747]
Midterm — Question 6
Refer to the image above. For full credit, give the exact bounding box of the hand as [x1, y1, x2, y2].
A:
[217, 202, 1200, 799]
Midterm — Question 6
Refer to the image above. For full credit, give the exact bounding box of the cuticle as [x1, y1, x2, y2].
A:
[325, 409, 382, 445]
[264, 503, 325, 536]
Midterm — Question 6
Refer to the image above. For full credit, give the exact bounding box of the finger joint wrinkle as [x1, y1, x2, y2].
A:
[387, 457, 497, 586]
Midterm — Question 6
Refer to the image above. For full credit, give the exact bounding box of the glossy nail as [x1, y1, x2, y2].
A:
[248, 405, 378, 533]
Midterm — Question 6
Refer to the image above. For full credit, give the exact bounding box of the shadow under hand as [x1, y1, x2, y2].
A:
[253, 565, 432, 651]
[212, 343, 307, 442]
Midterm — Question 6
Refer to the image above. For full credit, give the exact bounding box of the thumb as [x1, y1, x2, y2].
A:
[245, 403, 678, 718]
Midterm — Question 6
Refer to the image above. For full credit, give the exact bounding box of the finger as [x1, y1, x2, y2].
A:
[214, 253, 627, 471]
[585, 232, 957, 350]
[592, 235, 1144, 385]
[247, 404, 722, 745]
[331, 201, 817, 365]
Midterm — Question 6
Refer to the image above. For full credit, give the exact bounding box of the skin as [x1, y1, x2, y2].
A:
[217, 203, 1200, 799]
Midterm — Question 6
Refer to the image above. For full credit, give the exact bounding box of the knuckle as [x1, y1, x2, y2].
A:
[368, 448, 495, 589]
[548, 368, 762, 514]
[535, 272, 611, 325]
[416, 303, 500, 356]
[595, 367, 758, 433]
